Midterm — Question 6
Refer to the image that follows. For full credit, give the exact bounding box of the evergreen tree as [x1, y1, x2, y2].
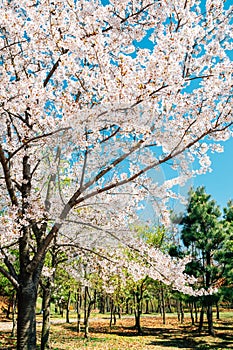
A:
[180, 187, 225, 336]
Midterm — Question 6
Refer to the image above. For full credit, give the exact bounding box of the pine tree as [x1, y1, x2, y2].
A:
[181, 187, 225, 336]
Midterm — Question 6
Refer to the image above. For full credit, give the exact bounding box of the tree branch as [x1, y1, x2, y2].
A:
[7, 127, 70, 162]
[0, 265, 19, 289]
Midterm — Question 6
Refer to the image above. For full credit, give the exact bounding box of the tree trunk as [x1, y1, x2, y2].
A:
[145, 299, 149, 314]
[216, 301, 220, 320]
[180, 300, 184, 324]
[134, 311, 142, 334]
[177, 299, 180, 322]
[84, 287, 96, 339]
[99, 294, 105, 314]
[66, 290, 71, 323]
[207, 302, 215, 336]
[76, 289, 82, 333]
[167, 297, 172, 313]
[134, 289, 142, 335]
[198, 306, 204, 332]
[161, 285, 166, 325]
[205, 252, 215, 336]
[41, 286, 51, 350]
[17, 278, 38, 350]
[113, 306, 117, 325]
[125, 299, 129, 314]
[150, 299, 154, 313]
[194, 301, 198, 323]
[11, 292, 17, 337]
[190, 302, 195, 325]
[110, 299, 114, 328]
[118, 305, 122, 319]
[84, 286, 89, 339]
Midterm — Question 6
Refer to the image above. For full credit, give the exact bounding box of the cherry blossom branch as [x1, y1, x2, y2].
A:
[59, 243, 116, 264]
[0, 39, 27, 52]
[75, 123, 233, 205]
[83, 2, 156, 38]
[43, 48, 69, 87]
[7, 127, 70, 162]
[0, 143, 18, 206]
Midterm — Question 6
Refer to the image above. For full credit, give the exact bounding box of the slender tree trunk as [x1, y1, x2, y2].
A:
[17, 278, 38, 350]
[207, 301, 215, 336]
[125, 299, 129, 314]
[198, 305, 204, 332]
[167, 297, 172, 313]
[194, 302, 198, 323]
[190, 302, 195, 325]
[41, 286, 51, 350]
[177, 299, 180, 322]
[11, 292, 17, 337]
[150, 299, 154, 313]
[84, 287, 96, 339]
[118, 305, 122, 319]
[110, 299, 114, 328]
[145, 299, 149, 314]
[6, 298, 12, 319]
[216, 301, 220, 320]
[106, 296, 110, 313]
[161, 285, 166, 325]
[76, 289, 82, 333]
[84, 286, 89, 339]
[66, 290, 71, 323]
[180, 300, 184, 324]
[99, 294, 105, 314]
[113, 306, 117, 325]
[206, 252, 215, 336]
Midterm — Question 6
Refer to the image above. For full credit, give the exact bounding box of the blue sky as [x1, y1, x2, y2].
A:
[194, 137, 233, 209]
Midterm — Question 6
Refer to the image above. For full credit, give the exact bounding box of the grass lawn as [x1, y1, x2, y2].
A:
[0, 312, 233, 349]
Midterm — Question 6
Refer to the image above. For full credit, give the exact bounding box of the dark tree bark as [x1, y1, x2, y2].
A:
[194, 301, 198, 323]
[134, 290, 142, 335]
[11, 292, 17, 337]
[160, 285, 166, 325]
[41, 285, 51, 350]
[145, 299, 149, 314]
[206, 252, 215, 336]
[216, 301, 220, 320]
[84, 287, 96, 339]
[198, 305, 204, 332]
[17, 276, 39, 350]
[207, 298, 215, 336]
[133, 281, 146, 335]
[110, 299, 114, 328]
[66, 290, 71, 323]
[177, 299, 180, 322]
[189, 302, 195, 325]
[76, 288, 82, 333]
[180, 300, 184, 324]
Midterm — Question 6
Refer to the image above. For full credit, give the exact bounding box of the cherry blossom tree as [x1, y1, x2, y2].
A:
[0, 0, 232, 349]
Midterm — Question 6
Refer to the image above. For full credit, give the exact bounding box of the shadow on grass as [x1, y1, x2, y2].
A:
[145, 327, 233, 349]
[63, 319, 233, 349]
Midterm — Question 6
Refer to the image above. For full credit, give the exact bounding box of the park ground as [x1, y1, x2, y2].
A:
[0, 311, 233, 349]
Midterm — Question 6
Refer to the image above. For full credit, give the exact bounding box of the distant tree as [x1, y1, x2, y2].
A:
[180, 187, 226, 336]
[217, 201, 233, 307]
